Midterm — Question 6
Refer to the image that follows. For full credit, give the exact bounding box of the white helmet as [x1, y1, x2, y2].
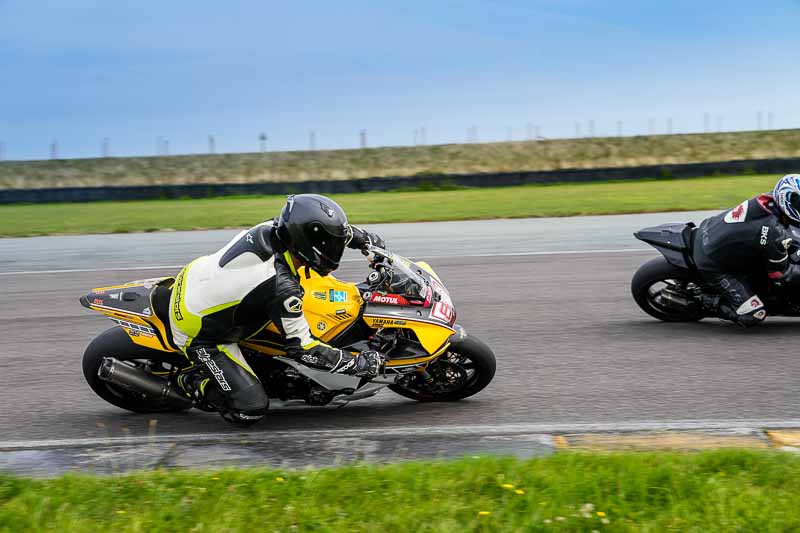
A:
[773, 174, 800, 224]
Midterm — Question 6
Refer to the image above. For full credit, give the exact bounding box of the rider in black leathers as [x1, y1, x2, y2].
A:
[692, 175, 800, 327]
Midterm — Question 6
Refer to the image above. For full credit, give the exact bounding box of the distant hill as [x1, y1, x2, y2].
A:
[2, 129, 800, 190]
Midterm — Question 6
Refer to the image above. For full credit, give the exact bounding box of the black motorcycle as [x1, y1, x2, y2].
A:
[631, 222, 800, 322]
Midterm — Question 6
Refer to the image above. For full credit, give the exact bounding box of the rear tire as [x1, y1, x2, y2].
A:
[631, 257, 704, 322]
[82, 327, 190, 413]
[389, 334, 496, 401]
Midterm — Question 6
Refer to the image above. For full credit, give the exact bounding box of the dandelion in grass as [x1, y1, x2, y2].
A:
[515, 489, 525, 495]
[478, 511, 491, 516]
[275, 476, 286, 482]
[501, 483, 514, 489]
[596, 511, 606, 517]
[115, 510, 127, 515]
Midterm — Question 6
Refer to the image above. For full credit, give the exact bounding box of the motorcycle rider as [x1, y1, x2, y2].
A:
[169, 194, 386, 424]
[692, 174, 800, 327]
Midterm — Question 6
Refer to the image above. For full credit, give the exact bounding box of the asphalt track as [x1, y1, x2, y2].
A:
[3, 210, 800, 446]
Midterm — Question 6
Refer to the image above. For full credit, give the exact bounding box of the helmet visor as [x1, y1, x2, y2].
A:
[305, 222, 347, 275]
[789, 191, 800, 214]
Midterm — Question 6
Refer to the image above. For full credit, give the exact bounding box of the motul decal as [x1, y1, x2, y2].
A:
[370, 293, 409, 305]
[724, 201, 748, 223]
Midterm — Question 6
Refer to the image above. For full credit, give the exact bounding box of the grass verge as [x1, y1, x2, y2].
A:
[2, 450, 800, 531]
[0, 174, 780, 238]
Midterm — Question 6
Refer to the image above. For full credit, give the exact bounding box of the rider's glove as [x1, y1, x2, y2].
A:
[330, 350, 385, 378]
[348, 225, 386, 251]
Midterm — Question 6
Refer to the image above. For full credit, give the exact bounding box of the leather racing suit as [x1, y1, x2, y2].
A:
[692, 193, 800, 327]
[169, 220, 382, 423]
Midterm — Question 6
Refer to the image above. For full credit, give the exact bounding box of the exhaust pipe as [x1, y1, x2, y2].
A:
[98, 357, 193, 409]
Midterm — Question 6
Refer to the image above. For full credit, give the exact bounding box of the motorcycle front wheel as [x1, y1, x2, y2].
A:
[389, 334, 496, 401]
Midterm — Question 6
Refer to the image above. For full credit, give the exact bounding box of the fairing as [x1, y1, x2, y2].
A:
[79, 277, 175, 352]
[81, 251, 458, 367]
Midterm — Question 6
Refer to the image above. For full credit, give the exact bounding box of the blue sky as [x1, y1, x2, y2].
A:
[1, 0, 799, 160]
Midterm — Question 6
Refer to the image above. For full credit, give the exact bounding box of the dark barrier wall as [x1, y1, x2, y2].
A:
[2, 157, 799, 204]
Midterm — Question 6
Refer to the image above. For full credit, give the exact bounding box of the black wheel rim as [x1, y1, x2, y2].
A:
[397, 349, 480, 397]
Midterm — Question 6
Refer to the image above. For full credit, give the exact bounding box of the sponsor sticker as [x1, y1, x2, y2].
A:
[431, 301, 455, 323]
[760, 225, 770, 245]
[110, 318, 155, 338]
[173, 270, 185, 321]
[329, 290, 347, 303]
[313, 291, 327, 300]
[370, 317, 406, 327]
[196, 349, 232, 391]
[370, 293, 409, 305]
[724, 200, 748, 224]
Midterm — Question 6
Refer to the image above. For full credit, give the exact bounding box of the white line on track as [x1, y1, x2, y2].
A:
[0, 248, 652, 276]
[1, 419, 798, 451]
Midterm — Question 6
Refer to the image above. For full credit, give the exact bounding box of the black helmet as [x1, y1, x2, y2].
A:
[276, 194, 349, 276]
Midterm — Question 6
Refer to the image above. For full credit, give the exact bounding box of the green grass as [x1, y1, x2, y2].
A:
[3, 129, 800, 189]
[2, 451, 800, 531]
[0, 174, 780, 237]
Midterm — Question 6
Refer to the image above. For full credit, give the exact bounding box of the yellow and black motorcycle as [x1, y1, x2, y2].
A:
[79, 246, 496, 416]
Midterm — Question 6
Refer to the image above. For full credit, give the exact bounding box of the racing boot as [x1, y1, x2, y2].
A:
[713, 299, 766, 328]
[700, 294, 753, 325]
[177, 367, 218, 412]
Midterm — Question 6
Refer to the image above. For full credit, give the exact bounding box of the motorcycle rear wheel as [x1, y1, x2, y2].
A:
[82, 327, 191, 413]
[389, 334, 496, 401]
[631, 257, 704, 322]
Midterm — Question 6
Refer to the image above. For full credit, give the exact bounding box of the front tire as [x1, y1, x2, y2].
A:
[82, 327, 190, 413]
[631, 257, 704, 322]
[389, 334, 496, 401]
